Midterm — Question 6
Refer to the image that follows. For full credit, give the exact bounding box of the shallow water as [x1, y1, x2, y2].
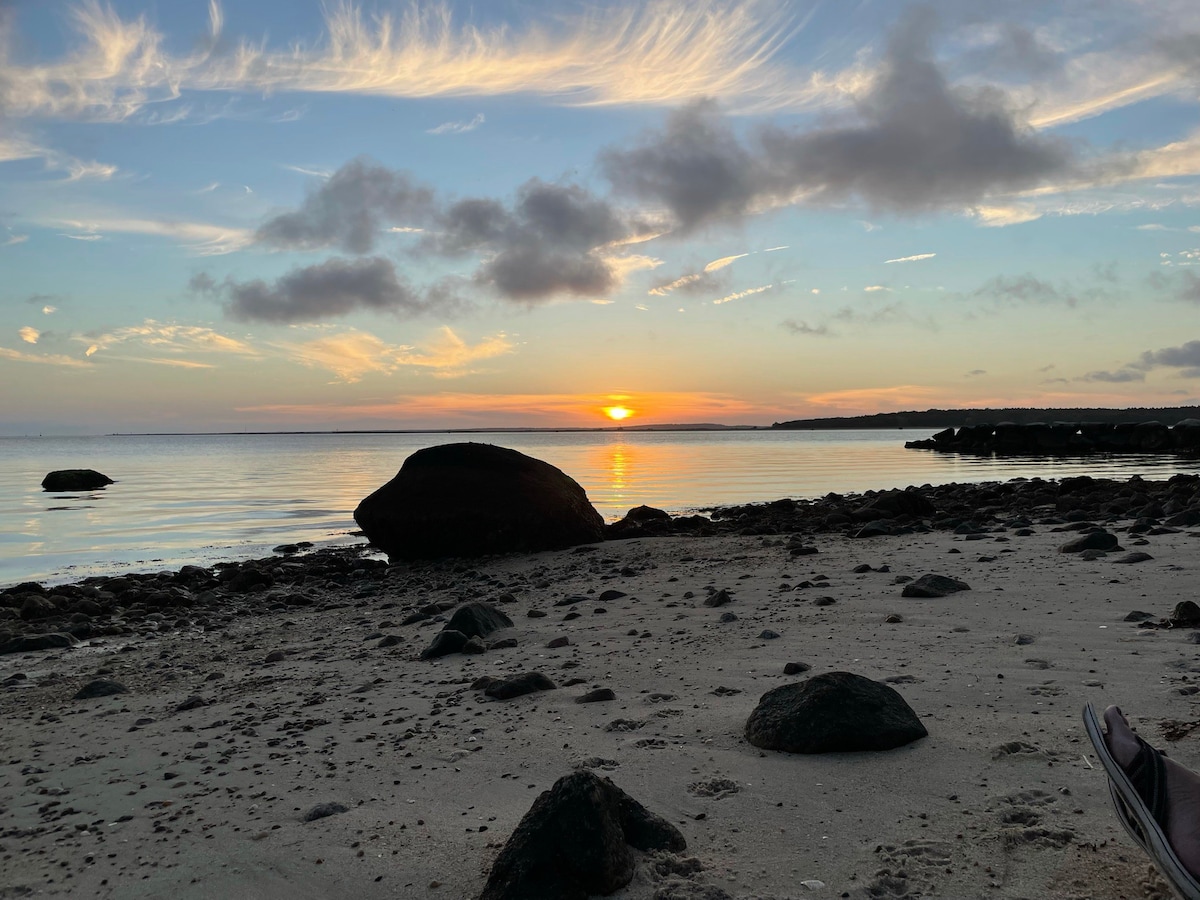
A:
[2, 429, 1196, 585]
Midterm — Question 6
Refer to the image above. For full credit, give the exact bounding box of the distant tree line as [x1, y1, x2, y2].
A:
[772, 407, 1200, 430]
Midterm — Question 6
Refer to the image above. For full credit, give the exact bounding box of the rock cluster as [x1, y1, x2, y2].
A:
[905, 420, 1200, 456]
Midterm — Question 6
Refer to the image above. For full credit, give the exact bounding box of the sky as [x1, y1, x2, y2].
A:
[3, 0, 1200, 434]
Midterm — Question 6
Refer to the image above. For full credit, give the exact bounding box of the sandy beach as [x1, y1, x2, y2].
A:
[2, 487, 1197, 899]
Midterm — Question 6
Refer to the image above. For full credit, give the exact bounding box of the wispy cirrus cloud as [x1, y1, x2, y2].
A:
[427, 113, 484, 135]
[44, 216, 250, 254]
[78, 319, 257, 360]
[0, 346, 91, 368]
[0, 0, 854, 121]
[884, 252, 936, 264]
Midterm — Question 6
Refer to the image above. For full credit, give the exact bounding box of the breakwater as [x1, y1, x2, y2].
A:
[905, 419, 1200, 455]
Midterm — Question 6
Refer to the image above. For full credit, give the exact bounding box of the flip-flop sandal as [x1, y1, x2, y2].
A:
[1084, 702, 1200, 900]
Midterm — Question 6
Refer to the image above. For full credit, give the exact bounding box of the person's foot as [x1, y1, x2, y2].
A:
[1103, 705, 1200, 881]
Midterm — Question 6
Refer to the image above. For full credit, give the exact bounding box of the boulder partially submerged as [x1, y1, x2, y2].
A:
[354, 443, 605, 559]
[42, 469, 113, 491]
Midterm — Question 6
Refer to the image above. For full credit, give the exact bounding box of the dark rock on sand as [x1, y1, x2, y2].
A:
[446, 602, 513, 639]
[1124, 610, 1155, 622]
[353, 443, 605, 559]
[73, 679, 127, 700]
[479, 770, 685, 900]
[745, 671, 927, 754]
[420, 629, 470, 660]
[0, 632, 78, 655]
[783, 662, 811, 675]
[1113, 551, 1154, 564]
[703, 589, 732, 608]
[1170, 601, 1200, 627]
[1059, 530, 1119, 553]
[302, 802, 348, 822]
[485, 672, 556, 700]
[577, 688, 616, 703]
[42, 469, 113, 491]
[901, 574, 971, 598]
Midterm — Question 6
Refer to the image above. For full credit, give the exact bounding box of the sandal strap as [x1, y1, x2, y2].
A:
[1127, 736, 1169, 827]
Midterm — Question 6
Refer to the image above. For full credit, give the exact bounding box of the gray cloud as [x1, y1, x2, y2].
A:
[781, 319, 830, 336]
[970, 274, 1079, 307]
[961, 23, 1063, 78]
[196, 257, 435, 324]
[601, 7, 1073, 231]
[1140, 340, 1200, 371]
[600, 98, 765, 233]
[255, 158, 435, 254]
[430, 179, 631, 302]
[1082, 368, 1145, 383]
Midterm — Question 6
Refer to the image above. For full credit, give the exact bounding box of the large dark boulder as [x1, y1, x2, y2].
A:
[446, 602, 513, 639]
[0, 632, 78, 655]
[42, 469, 113, 491]
[479, 770, 685, 900]
[354, 443, 605, 559]
[1059, 530, 1119, 553]
[744, 671, 927, 754]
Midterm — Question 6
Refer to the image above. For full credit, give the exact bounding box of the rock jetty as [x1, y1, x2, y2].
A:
[905, 420, 1200, 455]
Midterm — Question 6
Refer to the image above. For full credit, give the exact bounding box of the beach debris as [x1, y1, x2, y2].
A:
[1058, 530, 1119, 553]
[484, 672, 556, 700]
[353, 442, 605, 559]
[901, 574, 971, 597]
[41, 469, 113, 491]
[445, 601, 513, 639]
[744, 671, 927, 753]
[479, 770, 685, 900]
[73, 679, 127, 700]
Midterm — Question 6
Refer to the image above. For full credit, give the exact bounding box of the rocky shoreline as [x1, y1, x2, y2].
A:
[4, 473, 1199, 650]
[904, 420, 1200, 455]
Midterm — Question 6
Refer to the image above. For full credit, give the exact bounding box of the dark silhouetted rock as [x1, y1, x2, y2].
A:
[479, 770, 685, 900]
[446, 602, 513, 639]
[42, 469, 113, 491]
[1124, 610, 1155, 622]
[485, 672, 556, 700]
[420, 629, 469, 660]
[73, 679, 127, 700]
[901, 574, 971, 598]
[2, 631, 73, 654]
[625, 505, 671, 523]
[853, 520, 897, 538]
[745, 671, 927, 754]
[1059, 531, 1119, 553]
[783, 662, 811, 675]
[353, 443, 605, 559]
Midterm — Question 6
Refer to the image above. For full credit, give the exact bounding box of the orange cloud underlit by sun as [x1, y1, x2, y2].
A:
[603, 405, 634, 421]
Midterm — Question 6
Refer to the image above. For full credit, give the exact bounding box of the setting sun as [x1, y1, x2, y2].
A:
[603, 405, 634, 421]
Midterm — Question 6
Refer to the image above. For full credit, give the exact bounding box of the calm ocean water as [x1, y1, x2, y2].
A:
[3, 429, 1198, 586]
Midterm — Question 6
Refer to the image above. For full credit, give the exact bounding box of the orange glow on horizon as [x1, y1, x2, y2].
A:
[603, 405, 634, 421]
